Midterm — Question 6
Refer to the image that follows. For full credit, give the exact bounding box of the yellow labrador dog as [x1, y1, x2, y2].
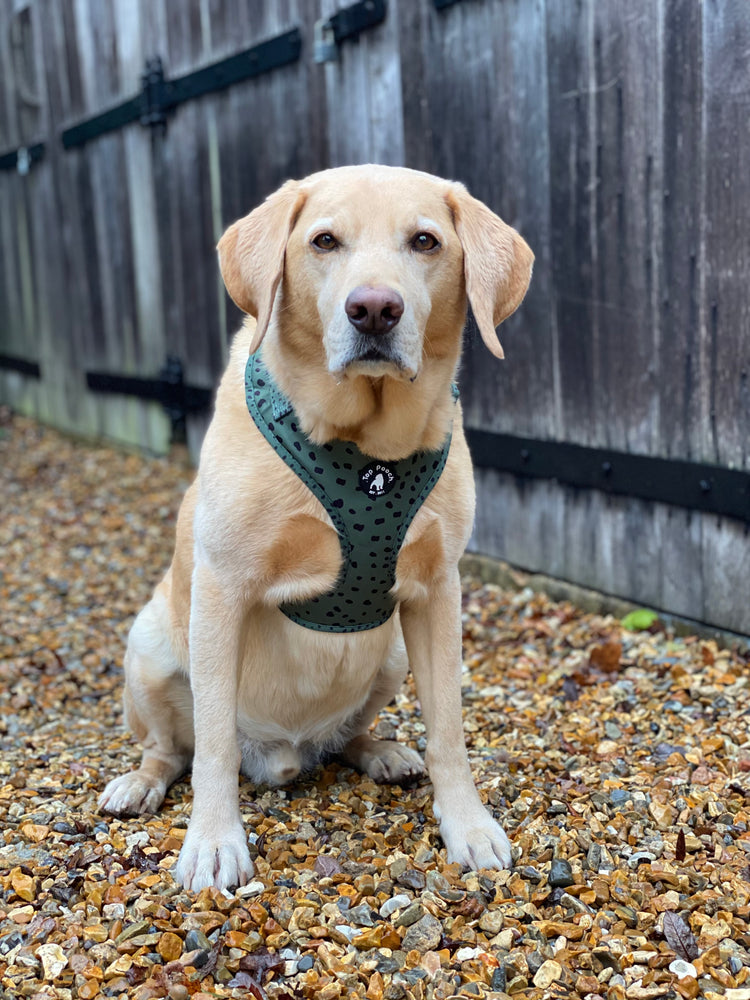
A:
[100, 165, 533, 891]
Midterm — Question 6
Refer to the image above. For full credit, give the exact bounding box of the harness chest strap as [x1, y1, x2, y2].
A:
[245, 352, 456, 633]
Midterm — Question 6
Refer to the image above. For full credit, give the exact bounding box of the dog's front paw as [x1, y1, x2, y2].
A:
[174, 822, 253, 892]
[439, 807, 513, 871]
[99, 771, 166, 816]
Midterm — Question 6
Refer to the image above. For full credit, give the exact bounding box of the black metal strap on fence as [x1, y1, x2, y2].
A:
[0, 142, 44, 174]
[0, 353, 41, 377]
[85, 356, 212, 427]
[465, 428, 750, 525]
[327, 0, 387, 42]
[62, 28, 302, 149]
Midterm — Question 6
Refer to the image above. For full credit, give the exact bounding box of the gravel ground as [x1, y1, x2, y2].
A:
[2, 411, 750, 1000]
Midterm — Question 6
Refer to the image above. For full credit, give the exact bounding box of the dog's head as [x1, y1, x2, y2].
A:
[218, 165, 533, 381]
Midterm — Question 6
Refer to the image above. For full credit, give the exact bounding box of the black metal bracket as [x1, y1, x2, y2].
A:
[0, 142, 44, 174]
[86, 356, 213, 430]
[433, 0, 470, 9]
[465, 428, 750, 525]
[0, 353, 41, 377]
[328, 0, 387, 43]
[314, 0, 387, 62]
[62, 28, 302, 149]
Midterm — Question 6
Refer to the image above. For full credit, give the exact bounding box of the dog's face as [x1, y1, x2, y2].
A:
[283, 170, 466, 380]
[218, 165, 533, 380]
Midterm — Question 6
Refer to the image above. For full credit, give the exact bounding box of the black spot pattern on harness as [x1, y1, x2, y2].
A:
[245, 352, 456, 632]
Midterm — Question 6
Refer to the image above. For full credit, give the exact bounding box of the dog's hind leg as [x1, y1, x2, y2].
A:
[339, 625, 425, 784]
[99, 587, 193, 815]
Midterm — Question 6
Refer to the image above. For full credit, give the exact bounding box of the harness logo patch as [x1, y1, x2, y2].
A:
[359, 461, 398, 498]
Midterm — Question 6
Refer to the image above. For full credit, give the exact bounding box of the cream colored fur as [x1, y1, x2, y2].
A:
[99, 165, 533, 891]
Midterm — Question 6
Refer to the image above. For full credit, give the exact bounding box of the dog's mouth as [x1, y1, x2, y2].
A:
[336, 340, 417, 380]
[357, 345, 395, 363]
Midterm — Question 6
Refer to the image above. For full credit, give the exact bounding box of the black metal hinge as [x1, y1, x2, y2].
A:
[86, 356, 213, 428]
[465, 428, 750, 525]
[0, 353, 41, 377]
[62, 28, 302, 149]
[0, 142, 44, 174]
[329, 0, 386, 43]
[314, 0, 387, 62]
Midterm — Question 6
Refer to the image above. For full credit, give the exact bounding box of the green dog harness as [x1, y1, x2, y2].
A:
[245, 352, 455, 632]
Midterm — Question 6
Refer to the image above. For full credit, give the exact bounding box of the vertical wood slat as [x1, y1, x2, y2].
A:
[701, 0, 750, 470]
[546, 0, 597, 446]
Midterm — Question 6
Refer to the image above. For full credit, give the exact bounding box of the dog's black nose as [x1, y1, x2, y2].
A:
[345, 285, 404, 335]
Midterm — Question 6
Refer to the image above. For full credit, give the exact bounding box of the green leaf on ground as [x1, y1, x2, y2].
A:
[621, 608, 659, 631]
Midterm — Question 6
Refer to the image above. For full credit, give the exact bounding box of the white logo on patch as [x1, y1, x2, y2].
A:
[359, 461, 397, 498]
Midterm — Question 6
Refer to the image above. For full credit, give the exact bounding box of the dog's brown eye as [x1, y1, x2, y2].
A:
[312, 233, 338, 251]
[411, 232, 440, 253]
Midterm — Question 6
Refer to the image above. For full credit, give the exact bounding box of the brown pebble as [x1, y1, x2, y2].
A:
[157, 932, 183, 962]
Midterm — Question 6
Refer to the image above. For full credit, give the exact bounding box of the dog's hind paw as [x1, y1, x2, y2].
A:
[99, 772, 166, 816]
[341, 735, 425, 784]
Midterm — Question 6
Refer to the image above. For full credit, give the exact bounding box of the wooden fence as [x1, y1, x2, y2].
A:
[1, 0, 748, 633]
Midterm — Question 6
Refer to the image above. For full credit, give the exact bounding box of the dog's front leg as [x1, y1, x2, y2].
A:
[400, 569, 512, 870]
[174, 563, 253, 892]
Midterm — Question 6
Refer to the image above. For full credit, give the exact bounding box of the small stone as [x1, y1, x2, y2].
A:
[425, 871, 451, 894]
[157, 932, 183, 962]
[402, 914, 443, 953]
[235, 880, 265, 897]
[548, 858, 574, 888]
[628, 851, 656, 869]
[421, 951, 442, 979]
[394, 902, 424, 927]
[83, 924, 109, 944]
[520, 865, 543, 883]
[8, 905, 34, 924]
[298, 955, 314, 972]
[479, 910, 504, 935]
[78, 983, 101, 999]
[380, 894, 412, 919]
[10, 871, 35, 902]
[669, 959, 697, 978]
[20, 823, 50, 843]
[698, 918, 733, 949]
[604, 721, 622, 739]
[347, 903, 376, 927]
[533, 959, 563, 989]
[184, 929, 211, 952]
[37, 943, 68, 980]
[610, 788, 633, 806]
[648, 801, 675, 829]
[396, 869, 426, 890]
[455, 946, 481, 962]
[115, 919, 151, 945]
[493, 928, 515, 950]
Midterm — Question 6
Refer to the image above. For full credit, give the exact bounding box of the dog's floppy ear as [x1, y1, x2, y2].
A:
[217, 180, 307, 353]
[446, 184, 534, 359]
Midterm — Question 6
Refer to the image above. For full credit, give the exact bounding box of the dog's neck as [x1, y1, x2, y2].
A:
[261, 335, 459, 461]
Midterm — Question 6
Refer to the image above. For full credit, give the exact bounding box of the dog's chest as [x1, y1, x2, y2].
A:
[246, 353, 452, 633]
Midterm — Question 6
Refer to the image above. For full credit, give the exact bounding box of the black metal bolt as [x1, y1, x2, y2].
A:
[602, 461, 613, 476]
